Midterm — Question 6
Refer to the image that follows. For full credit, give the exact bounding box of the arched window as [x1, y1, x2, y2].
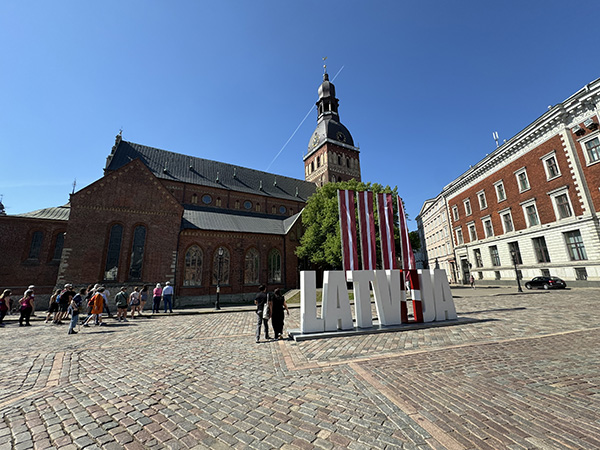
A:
[184, 245, 203, 286]
[212, 247, 230, 285]
[104, 224, 123, 280]
[128, 225, 146, 280]
[28, 231, 43, 260]
[52, 232, 65, 261]
[244, 248, 259, 285]
[268, 249, 282, 284]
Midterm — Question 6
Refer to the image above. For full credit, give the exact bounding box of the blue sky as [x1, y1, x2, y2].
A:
[2, 1, 599, 228]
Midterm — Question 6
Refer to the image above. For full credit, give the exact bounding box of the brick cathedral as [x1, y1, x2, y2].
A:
[0, 71, 362, 304]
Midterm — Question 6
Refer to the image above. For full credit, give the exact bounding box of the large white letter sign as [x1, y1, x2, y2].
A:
[300, 271, 324, 333]
[322, 271, 354, 331]
[372, 270, 405, 326]
[347, 270, 375, 328]
[433, 269, 457, 321]
[417, 269, 437, 323]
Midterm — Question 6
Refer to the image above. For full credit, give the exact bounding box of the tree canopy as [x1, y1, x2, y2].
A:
[296, 180, 408, 270]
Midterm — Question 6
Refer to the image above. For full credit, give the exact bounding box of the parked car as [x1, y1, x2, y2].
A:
[524, 276, 567, 290]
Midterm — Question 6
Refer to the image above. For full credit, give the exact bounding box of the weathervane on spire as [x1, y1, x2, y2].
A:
[322, 56, 328, 74]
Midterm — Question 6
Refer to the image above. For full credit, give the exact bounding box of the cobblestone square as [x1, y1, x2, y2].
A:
[1, 287, 599, 449]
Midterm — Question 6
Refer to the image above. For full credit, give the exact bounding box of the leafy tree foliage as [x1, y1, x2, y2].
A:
[409, 231, 421, 251]
[296, 180, 405, 270]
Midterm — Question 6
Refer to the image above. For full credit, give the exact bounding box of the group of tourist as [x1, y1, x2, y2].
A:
[255, 285, 290, 342]
[0, 281, 176, 334]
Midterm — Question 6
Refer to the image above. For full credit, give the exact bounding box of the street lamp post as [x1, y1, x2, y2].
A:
[215, 247, 224, 310]
[510, 250, 523, 293]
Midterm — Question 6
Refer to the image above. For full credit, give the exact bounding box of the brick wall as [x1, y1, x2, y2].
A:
[0, 216, 66, 295]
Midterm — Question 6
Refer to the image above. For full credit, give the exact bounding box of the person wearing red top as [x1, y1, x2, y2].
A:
[152, 283, 162, 314]
[19, 289, 35, 326]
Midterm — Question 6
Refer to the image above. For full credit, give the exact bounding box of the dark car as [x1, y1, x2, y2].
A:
[524, 276, 567, 290]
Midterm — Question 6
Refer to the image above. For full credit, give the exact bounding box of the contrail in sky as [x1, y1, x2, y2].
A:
[266, 65, 345, 172]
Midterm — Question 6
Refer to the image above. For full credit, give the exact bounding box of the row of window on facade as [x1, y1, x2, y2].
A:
[189, 193, 292, 215]
[103, 223, 284, 285]
[472, 265, 589, 281]
[452, 136, 599, 224]
[468, 231, 587, 274]
[455, 186, 575, 245]
[183, 245, 282, 287]
[26, 231, 65, 262]
[452, 152, 566, 222]
[307, 154, 357, 175]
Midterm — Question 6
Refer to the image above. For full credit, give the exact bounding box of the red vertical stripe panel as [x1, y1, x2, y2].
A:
[397, 195, 416, 270]
[357, 191, 377, 270]
[376, 193, 397, 270]
[338, 190, 358, 271]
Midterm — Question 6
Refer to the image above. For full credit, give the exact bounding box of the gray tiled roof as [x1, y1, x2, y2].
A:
[106, 140, 317, 202]
[182, 206, 302, 235]
[14, 205, 70, 221]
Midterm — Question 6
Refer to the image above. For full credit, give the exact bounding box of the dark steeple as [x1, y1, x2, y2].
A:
[307, 69, 355, 155]
[317, 72, 340, 120]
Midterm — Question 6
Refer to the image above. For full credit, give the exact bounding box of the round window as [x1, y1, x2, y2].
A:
[243, 200, 253, 210]
[279, 206, 287, 214]
[202, 194, 212, 204]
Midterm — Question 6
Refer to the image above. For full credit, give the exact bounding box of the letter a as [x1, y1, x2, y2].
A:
[322, 271, 354, 331]
[433, 269, 457, 320]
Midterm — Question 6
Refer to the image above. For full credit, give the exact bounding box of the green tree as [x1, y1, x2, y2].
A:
[296, 180, 404, 270]
[409, 231, 421, 251]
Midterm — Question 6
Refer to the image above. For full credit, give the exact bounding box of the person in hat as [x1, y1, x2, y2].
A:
[68, 287, 87, 335]
[56, 284, 76, 324]
[162, 281, 174, 313]
[152, 283, 162, 314]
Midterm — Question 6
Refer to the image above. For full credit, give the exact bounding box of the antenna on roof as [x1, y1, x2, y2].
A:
[493, 131, 499, 148]
[72, 179, 77, 195]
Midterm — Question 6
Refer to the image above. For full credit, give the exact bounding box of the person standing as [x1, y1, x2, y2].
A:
[469, 274, 475, 289]
[0, 289, 10, 327]
[25, 285, 36, 316]
[19, 289, 35, 326]
[270, 288, 289, 340]
[129, 287, 141, 319]
[254, 285, 271, 343]
[152, 283, 162, 314]
[45, 289, 61, 323]
[162, 281, 173, 313]
[68, 287, 86, 335]
[139, 285, 148, 314]
[83, 287, 106, 327]
[56, 284, 76, 325]
[114, 287, 129, 322]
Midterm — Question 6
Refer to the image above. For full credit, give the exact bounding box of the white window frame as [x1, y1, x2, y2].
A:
[514, 167, 530, 193]
[477, 190, 487, 210]
[579, 132, 600, 166]
[520, 198, 540, 228]
[467, 221, 477, 242]
[481, 215, 494, 238]
[455, 227, 464, 245]
[452, 205, 459, 222]
[494, 180, 506, 203]
[463, 198, 472, 216]
[548, 186, 574, 221]
[499, 207, 514, 234]
[540, 150, 561, 180]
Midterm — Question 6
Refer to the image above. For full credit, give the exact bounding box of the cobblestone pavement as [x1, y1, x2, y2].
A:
[0, 288, 599, 449]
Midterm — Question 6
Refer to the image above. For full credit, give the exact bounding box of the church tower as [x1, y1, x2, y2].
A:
[304, 69, 361, 186]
